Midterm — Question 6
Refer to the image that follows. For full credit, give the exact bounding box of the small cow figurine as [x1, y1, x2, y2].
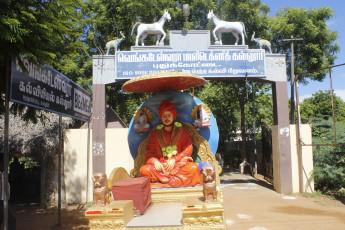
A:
[106, 31, 125, 55]
[251, 31, 272, 53]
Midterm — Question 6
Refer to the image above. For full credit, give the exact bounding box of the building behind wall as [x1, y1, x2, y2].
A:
[64, 105, 133, 204]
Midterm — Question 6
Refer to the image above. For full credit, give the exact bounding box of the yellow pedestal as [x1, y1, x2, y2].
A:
[151, 186, 204, 203]
[85, 200, 134, 230]
[182, 198, 225, 230]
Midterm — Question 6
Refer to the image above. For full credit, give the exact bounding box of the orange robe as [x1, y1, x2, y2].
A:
[140, 126, 202, 187]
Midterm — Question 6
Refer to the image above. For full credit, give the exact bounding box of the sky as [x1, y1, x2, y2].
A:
[260, 0, 345, 102]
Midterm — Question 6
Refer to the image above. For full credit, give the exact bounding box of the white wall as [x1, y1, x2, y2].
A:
[290, 124, 314, 193]
[272, 124, 314, 194]
[105, 129, 134, 177]
[63, 128, 133, 204]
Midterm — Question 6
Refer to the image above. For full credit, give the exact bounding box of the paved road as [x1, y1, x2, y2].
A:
[221, 169, 345, 230]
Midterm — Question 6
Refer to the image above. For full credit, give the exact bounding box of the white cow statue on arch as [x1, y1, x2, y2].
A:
[131, 10, 171, 46]
[207, 10, 247, 45]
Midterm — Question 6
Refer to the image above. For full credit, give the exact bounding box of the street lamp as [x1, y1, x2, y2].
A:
[183, 4, 190, 30]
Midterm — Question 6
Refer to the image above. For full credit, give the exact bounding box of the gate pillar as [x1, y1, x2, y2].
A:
[91, 84, 106, 174]
[272, 81, 293, 193]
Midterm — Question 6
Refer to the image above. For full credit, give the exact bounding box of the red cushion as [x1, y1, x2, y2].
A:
[111, 177, 151, 214]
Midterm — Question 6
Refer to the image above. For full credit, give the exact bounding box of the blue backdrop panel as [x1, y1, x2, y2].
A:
[127, 91, 219, 160]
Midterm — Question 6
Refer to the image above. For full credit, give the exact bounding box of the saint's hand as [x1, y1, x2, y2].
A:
[153, 161, 164, 172]
[165, 158, 176, 171]
[181, 156, 193, 162]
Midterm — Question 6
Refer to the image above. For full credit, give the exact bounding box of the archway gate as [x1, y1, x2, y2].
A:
[91, 30, 293, 194]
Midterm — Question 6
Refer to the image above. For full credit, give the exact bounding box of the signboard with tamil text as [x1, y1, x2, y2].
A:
[11, 56, 91, 122]
[115, 49, 266, 80]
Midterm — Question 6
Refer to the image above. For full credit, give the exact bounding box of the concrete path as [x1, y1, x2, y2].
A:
[221, 169, 345, 230]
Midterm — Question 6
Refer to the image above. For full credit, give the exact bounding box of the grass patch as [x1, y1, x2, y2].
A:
[300, 190, 334, 199]
[300, 190, 345, 207]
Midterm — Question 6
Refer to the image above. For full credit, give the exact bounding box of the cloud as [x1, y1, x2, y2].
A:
[334, 89, 345, 102]
[298, 90, 345, 103]
[326, 19, 336, 27]
[298, 94, 312, 103]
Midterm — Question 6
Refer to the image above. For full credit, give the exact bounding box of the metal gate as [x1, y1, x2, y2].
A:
[261, 122, 273, 183]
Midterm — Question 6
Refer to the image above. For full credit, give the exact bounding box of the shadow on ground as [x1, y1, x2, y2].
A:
[335, 194, 345, 205]
[14, 203, 89, 230]
[220, 167, 274, 191]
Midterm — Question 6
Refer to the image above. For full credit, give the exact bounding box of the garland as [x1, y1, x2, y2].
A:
[156, 121, 182, 159]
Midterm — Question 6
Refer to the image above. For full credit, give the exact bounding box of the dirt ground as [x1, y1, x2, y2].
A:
[13, 203, 89, 230]
[11, 169, 345, 230]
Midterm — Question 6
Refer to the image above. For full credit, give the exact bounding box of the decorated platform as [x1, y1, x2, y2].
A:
[85, 199, 225, 230]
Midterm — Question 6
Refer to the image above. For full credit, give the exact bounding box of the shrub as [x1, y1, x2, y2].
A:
[312, 119, 345, 192]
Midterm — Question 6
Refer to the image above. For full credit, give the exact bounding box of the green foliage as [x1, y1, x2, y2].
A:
[312, 121, 345, 191]
[245, 83, 273, 129]
[83, 0, 189, 50]
[216, 0, 271, 45]
[196, 80, 272, 155]
[1, 1, 342, 191]
[300, 90, 345, 123]
[196, 81, 239, 142]
[106, 84, 147, 125]
[223, 148, 242, 167]
[0, 0, 84, 66]
[269, 7, 339, 83]
[300, 91, 345, 192]
[0, 0, 86, 122]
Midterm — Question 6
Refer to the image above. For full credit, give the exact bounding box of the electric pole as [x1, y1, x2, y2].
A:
[283, 35, 303, 124]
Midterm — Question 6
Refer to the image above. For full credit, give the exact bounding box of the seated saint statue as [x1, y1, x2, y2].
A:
[140, 100, 203, 188]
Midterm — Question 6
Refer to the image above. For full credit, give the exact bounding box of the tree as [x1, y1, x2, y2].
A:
[196, 80, 273, 164]
[269, 7, 339, 83]
[0, 0, 85, 122]
[300, 90, 345, 123]
[216, 0, 271, 46]
[196, 81, 239, 143]
[299, 90, 345, 192]
[244, 82, 273, 135]
[0, 0, 88, 207]
[80, 0, 221, 125]
[106, 84, 147, 125]
[312, 120, 345, 192]
[74, 1, 340, 170]
[196, 0, 272, 162]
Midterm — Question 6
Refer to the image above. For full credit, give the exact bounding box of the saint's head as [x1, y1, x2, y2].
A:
[158, 100, 177, 126]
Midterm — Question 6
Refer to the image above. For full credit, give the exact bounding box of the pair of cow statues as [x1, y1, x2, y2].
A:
[106, 10, 272, 55]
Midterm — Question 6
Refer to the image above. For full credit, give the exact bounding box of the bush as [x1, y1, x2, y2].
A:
[313, 146, 345, 192]
[312, 119, 345, 192]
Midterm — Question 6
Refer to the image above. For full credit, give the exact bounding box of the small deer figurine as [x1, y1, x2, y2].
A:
[106, 31, 125, 55]
[251, 32, 272, 53]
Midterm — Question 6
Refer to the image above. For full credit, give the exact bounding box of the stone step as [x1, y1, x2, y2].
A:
[126, 202, 183, 228]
